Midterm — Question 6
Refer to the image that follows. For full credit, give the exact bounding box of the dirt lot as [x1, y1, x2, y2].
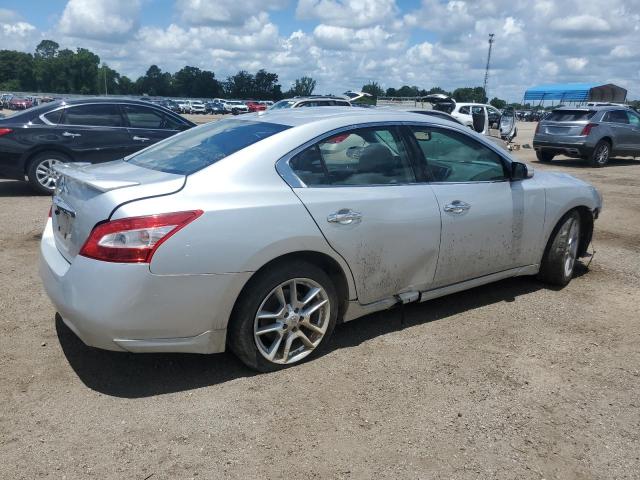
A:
[1, 121, 639, 479]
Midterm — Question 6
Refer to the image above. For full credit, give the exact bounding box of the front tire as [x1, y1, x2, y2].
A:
[538, 211, 581, 286]
[589, 140, 610, 167]
[228, 261, 338, 372]
[27, 151, 69, 194]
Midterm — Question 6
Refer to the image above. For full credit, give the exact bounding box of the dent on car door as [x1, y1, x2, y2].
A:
[408, 125, 544, 287]
[121, 104, 179, 154]
[60, 104, 131, 163]
[288, 125, 441, 304]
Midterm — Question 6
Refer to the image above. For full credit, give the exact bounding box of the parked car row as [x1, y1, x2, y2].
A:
[139, 97, 272, 115]
[1, 94, 56, 110]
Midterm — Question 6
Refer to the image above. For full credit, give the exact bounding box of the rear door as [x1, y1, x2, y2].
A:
[59, 104, 131, 163]
[407, 125, 542, 287]
[603, 109, 633, 151]
[121, 104, 185, 155]
[288, 124, 442, 304]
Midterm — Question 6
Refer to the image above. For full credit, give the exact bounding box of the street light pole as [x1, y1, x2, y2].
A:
[483, 33, 494, 102]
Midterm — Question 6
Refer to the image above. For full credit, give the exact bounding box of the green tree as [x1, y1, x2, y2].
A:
[173, 66, 221, 97]
[253, 69, 282, 100]
[290, 76, 316, 96]
[137, 65, 173, 96]
[361, 81, 384, 98]
[0, 50, 35, 91]
[396, 85, 419, 97]
[35, 40, 59, 60]
[489, 97, 507, 109]
[452, 86, 486, 103]
[225, 70, 255, 98]
[385, 87, 397, 97]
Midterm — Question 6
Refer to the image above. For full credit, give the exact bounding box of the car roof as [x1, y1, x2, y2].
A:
[250, 106, 462, 128]
[553, 105, 631, 111]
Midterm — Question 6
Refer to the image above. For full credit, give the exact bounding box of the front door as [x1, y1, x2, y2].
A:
[288, 125, 442, 304]
[407, 125, 521, 287]
[120, 104, 180, 155]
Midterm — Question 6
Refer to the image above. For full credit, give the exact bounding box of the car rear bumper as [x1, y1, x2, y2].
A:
[533, 140, 593, 157]
[39, 219, 252, 354]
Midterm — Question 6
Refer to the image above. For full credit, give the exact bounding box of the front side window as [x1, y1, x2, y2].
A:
[410, 126, 507, 182]
[128, 119, 290, 175]
[471, 106, 484, 115]
[63, 104, 123, 127]
[626, 111, 640, 127]
[290, 127, 416, 186]
[123, 105, 164, 129]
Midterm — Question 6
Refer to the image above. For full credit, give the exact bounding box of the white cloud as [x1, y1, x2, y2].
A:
[550, 14, 610, 33]
[58, 0, 141, 41]
[297, 0, 398, 28]
[0, 9, 38, 51]
[565, 57, 589, 71]
[177, 0, 288, 26]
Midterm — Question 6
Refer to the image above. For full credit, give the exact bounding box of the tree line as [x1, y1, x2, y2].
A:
[0, 40, 318, 100]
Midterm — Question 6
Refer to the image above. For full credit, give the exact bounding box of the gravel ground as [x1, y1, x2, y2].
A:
[1, 121, 639, 479]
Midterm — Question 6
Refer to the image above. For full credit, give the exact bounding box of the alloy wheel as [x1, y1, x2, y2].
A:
[35, 158, 61, 190]
[562, 218, 580, 278]
[253, 278, 330, 365]
[595, 143, 609, 165]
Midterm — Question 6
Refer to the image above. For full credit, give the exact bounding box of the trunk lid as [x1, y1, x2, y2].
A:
[51, 160, 185, 262]
[539, 109, 596, 136]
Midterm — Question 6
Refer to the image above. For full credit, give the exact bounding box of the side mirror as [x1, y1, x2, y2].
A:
[511, 162, 534, 180]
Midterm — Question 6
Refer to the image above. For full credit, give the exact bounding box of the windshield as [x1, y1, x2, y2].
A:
[127, 119, 290, 175]
[270, 100, 296, 110]
[547, 110, 596, 122]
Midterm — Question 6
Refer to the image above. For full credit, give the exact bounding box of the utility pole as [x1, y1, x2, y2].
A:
[104, 65, 108, 96]
[483, 33, 494, 102]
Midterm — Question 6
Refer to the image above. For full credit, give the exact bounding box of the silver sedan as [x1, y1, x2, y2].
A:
[40, 108, 602, 371]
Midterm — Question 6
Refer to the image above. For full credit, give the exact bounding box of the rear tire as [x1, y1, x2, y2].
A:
[27, 151, 70, 195]
[589, 140, 610, 167]
[228, 261, 338, 372]
[536, 151, 554, 163]
[538, 211, 581, 286]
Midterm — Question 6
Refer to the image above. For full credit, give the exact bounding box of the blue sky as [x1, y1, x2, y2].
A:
[1, 0, 638, 100]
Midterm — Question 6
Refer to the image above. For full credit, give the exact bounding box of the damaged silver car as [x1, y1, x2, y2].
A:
[40, 107, 602, 371]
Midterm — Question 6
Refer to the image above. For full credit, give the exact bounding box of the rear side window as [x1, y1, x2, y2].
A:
[604, 110, 630, 124]
[458, 106, 470, 115]
[122, 105, 164, 129]
[547, 110, 596, 122]
[127, 119, 290, 175]
[290, 127, 416, 186]
[43, 109, 63, 124]
[63, 104, 124, 127]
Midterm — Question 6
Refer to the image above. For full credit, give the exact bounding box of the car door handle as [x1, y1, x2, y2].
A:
[327, 209, 362, 225]
[133, 136, 150, 141]
[443, 200, 471, 214]
[62, 131, 81, 138]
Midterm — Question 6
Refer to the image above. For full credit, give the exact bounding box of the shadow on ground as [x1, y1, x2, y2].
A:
[57, 274, 567, 399]
[0, 180, 41, 197]
[535, 156, 639, 168]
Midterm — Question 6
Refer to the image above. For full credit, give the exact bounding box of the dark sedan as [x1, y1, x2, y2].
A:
[0, 98, 195, 193]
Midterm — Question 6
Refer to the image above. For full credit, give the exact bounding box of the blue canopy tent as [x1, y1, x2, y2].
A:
[523, 83, 627, 105]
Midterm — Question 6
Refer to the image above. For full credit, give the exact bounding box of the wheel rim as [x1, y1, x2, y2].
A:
[253, 278, 330, 365]
[34, 159, 61, 190]
[595, 144, 609, 165]
[562, 218, 580, 278]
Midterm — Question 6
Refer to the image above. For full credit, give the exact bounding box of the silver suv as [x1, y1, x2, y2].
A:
[533, 105, 640, 167]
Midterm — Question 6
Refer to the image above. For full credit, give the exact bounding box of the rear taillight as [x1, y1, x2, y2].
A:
[580, 123, 597, 136]
[0, 128, 13, 137]
[79, 210, 203, 263]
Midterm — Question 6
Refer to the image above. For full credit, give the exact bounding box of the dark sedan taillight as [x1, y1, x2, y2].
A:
[580, 123, 597, 136]
[0, 128, 13, 137]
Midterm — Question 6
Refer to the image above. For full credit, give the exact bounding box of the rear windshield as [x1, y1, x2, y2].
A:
[127, 119, 290, 175]
[547, 110, 596, 122]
